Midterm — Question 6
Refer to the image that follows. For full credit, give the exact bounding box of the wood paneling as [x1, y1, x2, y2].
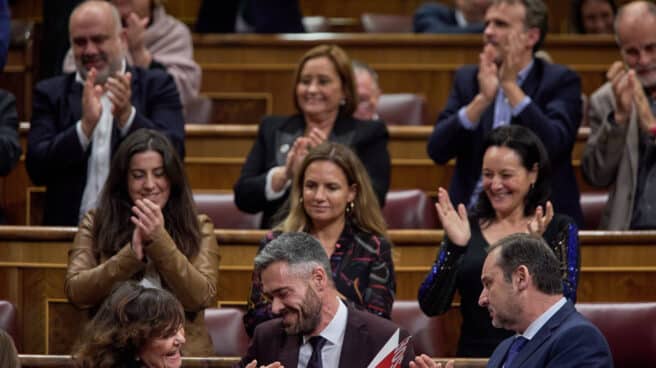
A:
[1, 227, 655, 353]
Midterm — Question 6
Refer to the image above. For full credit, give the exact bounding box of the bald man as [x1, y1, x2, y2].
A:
[26, 0, 185, 226]
[582, 1, 656, 230]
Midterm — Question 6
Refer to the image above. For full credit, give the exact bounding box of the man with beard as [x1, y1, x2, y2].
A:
[426, 0, 584, 227]
[582, 1, 656, 230]
[26, 0, 184, 226]
[239, 232, 414, 368]
[411, 234, 612, 368]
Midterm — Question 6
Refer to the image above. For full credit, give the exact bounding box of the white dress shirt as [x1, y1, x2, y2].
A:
[298, 298, 348, 368]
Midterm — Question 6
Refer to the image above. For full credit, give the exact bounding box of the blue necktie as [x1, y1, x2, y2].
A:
[504, 336, 528, 368]
[307, 336, 327, 368]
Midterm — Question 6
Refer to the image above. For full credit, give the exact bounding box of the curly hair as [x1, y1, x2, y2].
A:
[278, 142, 387, 237]
[72, 281, 184, 368]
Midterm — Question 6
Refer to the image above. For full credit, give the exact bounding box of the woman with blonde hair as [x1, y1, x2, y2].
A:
[243, 142, 395, 337]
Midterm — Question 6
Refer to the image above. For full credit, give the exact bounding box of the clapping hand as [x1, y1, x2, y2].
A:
[434, 187, 471, 246]
[527, 201, 554, 236]
[130, 198, 164, 253]
[410, 354, 454, 368]
[478, 44, 499, 102]
[81, 68, 104, 138]
[284, 137, 312, 179]
[245, 360, 284, 368]
[106, 71, 133, 127]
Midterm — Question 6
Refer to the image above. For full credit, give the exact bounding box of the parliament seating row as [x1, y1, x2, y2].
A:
[193, 189, 438, 231]
[9, 0, 604, 35]
[2, 227, 655, 354]
[203, 301, 656, 367]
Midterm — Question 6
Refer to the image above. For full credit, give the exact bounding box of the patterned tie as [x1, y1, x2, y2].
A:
[307, 336, 327, 368]
[503, 336, 528, 368]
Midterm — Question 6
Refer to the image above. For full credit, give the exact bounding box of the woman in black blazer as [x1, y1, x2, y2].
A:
[234, 44, 390, 228]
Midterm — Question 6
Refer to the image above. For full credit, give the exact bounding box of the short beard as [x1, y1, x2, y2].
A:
[283, 286, 322, 335]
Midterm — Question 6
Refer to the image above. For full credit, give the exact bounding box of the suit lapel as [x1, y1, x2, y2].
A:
[338, 307, 371, 367]
[330, 117, 356, 146]
[512, 302, 575, 367]
[274, 116, 304, 166]
[278, 332, 302, 367]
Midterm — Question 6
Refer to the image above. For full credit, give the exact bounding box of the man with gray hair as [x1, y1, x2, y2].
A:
[353, 60, 382, 121]
[240, 232, 414, 368]
[412, 233, 613, 368]
[426, 0, 584, 227]
[26, 0, 184, 226]
[582, 1, 656, 230]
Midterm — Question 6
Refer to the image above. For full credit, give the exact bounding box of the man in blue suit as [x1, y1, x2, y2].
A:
[480, 233, 612, 367]
[426, 0, 584, 226]
[26, 0, 184, 226]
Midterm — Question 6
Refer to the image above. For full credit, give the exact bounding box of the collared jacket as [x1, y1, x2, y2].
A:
[65, 212, 220, 356]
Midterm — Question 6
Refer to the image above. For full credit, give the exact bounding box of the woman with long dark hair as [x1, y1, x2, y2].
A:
[418, 125, 579, 357]
[66, 129, 219, 356]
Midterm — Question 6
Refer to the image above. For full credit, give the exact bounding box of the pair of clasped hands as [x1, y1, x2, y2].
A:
[477, 31, 529, 106]
[282, 128, 327, 181]
[608, 61, 656, 133]
[81, 67, 133, 139]
[130, 198, 164, 261]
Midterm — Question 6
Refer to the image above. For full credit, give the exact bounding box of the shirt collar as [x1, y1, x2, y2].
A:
[75, 58, 127, 85]
[516, 59, 534, 86]
[303, 297, 348, 346]
[521, 297, 567, 340]
[455, 10, 468, 27]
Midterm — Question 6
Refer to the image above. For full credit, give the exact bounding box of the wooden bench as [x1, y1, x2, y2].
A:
[1, 226, 655, 353]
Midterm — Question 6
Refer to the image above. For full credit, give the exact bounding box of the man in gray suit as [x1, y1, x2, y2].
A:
[582, 1, 656, 229]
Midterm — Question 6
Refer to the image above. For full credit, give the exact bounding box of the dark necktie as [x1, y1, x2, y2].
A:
[504, 336, 528, 368]
[307, 335, 327, 368]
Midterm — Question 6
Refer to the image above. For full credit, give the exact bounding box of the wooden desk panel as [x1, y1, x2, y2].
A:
[200, 63, 606, 123]
[1, 227, 655, 353]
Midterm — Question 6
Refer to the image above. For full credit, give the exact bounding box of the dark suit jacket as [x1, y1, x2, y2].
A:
[426, 58, 584, 226]
[413, 3, 485, 34]
[234, 114, 390, 228]
[487, 301, 612, 367]
[26, 66, 185, 226]
[239, 304, 415, 367]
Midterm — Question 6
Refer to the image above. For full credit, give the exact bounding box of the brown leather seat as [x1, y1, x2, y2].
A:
[377, 93, 427, 125]
[361, 13, 413, 33]
[391, 300, 447, 356]
[580, 192, 608, 230]
[577, 302, 656, 367]
[204, 307, 250, 356]
[383, 190, 438, 229]
[0, 300, 20, 352]
[193, 192, 262, 229]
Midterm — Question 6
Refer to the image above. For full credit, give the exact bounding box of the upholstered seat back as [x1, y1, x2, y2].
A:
[377, 93, 427, 126]
[383, 189, 438, 229]
[193, 192, 262, 229]
[391, 300, 447, 356]
[577, 302, 656, 367]
[204, 307, 250, 356]
[361, 13, 413, 33]
[580, 192, 608, 230]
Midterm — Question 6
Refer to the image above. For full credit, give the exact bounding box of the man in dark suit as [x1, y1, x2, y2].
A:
[239, 232, 414, 368]
[26, 0, 184, 226]
[481, 234, 612, 367]
[426, 0, 584, 226]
